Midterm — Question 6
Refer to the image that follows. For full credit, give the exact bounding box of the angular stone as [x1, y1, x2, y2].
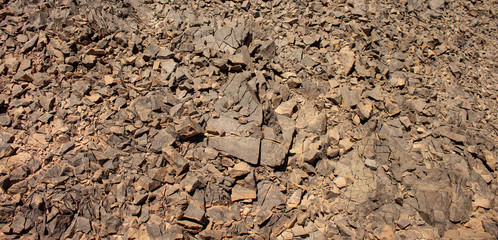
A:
[481, 149, 496, 171]
[228, 162, 251, 178]
[10, 213, 25, 234]
[275, 100, 297, 116]
[183, 203, 205, 223]
[358, 101, 372, 120]
[286, 189, 302, 210]
[260, 139, 287, 167]
[162, 146, 189, 174]
[338, 47, 355, 75]
[59, 141, 75, 155]
[334, 177, 348, 188]
[176, 220, 203, 230]
[231, 184, 256, 201]
[75, 217, 92, 233]
[206, 116, 245, 136]
[439, 129, 466, 143]
[340, 87, 360, 108]
[0, 144, 14, 158]
[86, 48, 106, 56]
[150, 130, 175, 152]
[208, 136, 260, 165]
[206, 206, 232, 223]
[175, 117, 204, 140]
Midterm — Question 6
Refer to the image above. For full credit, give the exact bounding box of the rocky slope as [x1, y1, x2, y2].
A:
[0, 0, 497, 239]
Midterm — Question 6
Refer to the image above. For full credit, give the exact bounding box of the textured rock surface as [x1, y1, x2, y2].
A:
[0, 0, 496, 239]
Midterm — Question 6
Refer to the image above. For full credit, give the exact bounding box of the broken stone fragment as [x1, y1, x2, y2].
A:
[338, 47, 355, 75]
[340, 87, 360, 108]
[150, 130, 176, 152]
[175, 117, 204, 140]
[260, 139, 287, 167]
[286, 189, 303, 210]
[275, 100, 297, 116]
[86, 48, 106, 56]
[480, 149, 496, 171]
[358, 101, 372, 120]
[333, 176, 348, 188]
[439, 129, 466, 143]
[176, 220, 203, 230]
[231, 184, 257, 202]
[183, 202, 205, 223]
[208, 136, 259, 165]
[206, 116, 244, 136]
[162, 146, 189, 174]
[228, 162, 251, 178]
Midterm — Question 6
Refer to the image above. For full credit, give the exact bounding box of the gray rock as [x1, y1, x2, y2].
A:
[150, 130, 175, 152]
[260, 139, 287, 167]
[208, 136, 260, 165]
[75, 217, 92, 233]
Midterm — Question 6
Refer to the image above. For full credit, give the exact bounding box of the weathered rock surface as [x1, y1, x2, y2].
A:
[0, 0, 496, 239]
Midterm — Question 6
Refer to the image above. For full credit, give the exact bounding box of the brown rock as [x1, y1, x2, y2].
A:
[228, 162, 251, 178]
[231, 184, 256, 201]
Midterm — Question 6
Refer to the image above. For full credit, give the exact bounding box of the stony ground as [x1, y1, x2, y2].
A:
[0, 0, 497, 239]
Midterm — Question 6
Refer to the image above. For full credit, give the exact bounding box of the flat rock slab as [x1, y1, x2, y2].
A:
[231, 184, 257, 202]
[260, 139, 287, 167]
[208, 136, 260, 165]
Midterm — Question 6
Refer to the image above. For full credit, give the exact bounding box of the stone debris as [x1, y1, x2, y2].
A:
[0, 0, 496, 239]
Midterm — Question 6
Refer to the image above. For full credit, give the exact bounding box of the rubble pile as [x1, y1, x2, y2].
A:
[0, 0, 496, 239]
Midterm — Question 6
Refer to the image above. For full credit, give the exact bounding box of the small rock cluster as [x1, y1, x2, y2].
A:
[0, 0, 497, 239]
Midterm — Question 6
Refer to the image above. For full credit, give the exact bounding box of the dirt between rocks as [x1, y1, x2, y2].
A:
[0, 0, 497, 239]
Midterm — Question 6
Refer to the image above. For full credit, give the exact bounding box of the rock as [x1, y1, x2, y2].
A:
[364, 158, 377, 170]
[358, 101, 372, 120]
[0, 144, 14, 158]
[374, 225, 395, 240]
[439, 129, 466, 143]
[429, 0, 446, 9]
[176, 220, 203, 230]
[86, 48, 106, 56]
[260, 139, 287, 167]
[443, 228, 494, 240]
[59, 141, 75, 155]
[231, 184, 257, 202]
[206, 206, 233, 223]
[334, 177, 348, 188]
[144, 43, 160, 59]
[206, 116, 245, 136]
[183, 202, 205, 223]
[0, 0, 494, 238]
[338, 47, 355, 75]
[21, 35, 38, 53]
[208, 136, 260, 165]
[286, 189, 302, 210]
[228, 162, 251, 178]
[397, 218, 411, 229]
[175, 117, 204, 140]
[162, 146, 189, 174]
[474, 197, 491, 209]
[75, 217, 92, 233]
[275, 100, 297, 116]
[481, 149, 496, 171]
[340, 87, 360, 108]
[150, 130, 176, 152]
